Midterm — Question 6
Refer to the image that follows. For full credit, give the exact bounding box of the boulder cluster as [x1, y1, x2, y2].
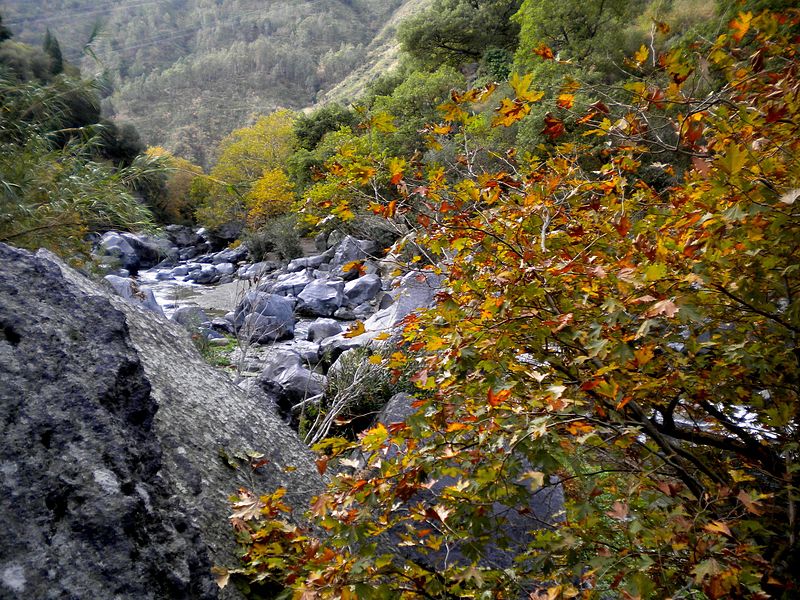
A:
[94, 226, 443, 428]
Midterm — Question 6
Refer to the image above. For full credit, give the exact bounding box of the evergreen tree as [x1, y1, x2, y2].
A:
[0, 14, 12, 42]
[42, 29, 63, 75]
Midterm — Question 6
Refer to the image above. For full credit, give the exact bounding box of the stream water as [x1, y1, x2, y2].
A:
[137, 266, 243, 319]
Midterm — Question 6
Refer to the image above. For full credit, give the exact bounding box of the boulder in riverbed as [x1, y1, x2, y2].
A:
[256, 349, 326, 406]
[296, 279, 345, 317]
[233, 291, 295, 343]
[343, 273, 381, 307]
[104, 274, 164, 316]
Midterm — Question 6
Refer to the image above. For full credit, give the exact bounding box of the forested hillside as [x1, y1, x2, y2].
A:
[1, 0, 414, 166]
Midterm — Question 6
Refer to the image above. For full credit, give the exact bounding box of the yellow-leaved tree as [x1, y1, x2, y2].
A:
[144, 146, 203, 224]
[244, 168, 295, 230]
[196, 109, 297, 231]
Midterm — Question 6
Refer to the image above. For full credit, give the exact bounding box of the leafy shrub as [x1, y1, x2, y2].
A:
[302, 347, 406, 445]
[243, 214, 303, 262]
[221, 10, 800, 599]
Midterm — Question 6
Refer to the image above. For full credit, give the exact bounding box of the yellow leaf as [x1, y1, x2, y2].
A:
[426, 336, 447, 351]
[368, 354, 383, 365]
[556, 93, 575, 109]
[361, 423, 388, 451]
[634, 44, 649, 66]
[342, 260, 365, 274]
[369, 111, 397, 133]
[438, 101, 468, 123]
[730, 11, 752, 42]
[509, 72, 544, 103]
[492, 98, 532, 127]
[388, 157, 406, 184]
[343, 321, 366, 338]
[703, 520, 732, 537]
[446, 422, 469, 432]
[634, 345, 655, 366]
[350, 164, 377, 184]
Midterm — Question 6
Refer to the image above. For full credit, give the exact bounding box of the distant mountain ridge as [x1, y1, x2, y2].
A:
[2, 0, 427, 166]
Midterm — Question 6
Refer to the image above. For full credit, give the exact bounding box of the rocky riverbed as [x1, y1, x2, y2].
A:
[92, 225, 442, 429]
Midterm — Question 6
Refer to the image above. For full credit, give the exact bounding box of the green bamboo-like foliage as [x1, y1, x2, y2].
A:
[0, 73, 158, 258]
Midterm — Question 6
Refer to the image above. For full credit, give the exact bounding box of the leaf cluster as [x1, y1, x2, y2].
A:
[225, 8, 800, 599]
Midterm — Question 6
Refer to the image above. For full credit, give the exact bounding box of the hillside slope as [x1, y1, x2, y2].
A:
[1, 0, 417, 166]
[319, 0, 432, 105]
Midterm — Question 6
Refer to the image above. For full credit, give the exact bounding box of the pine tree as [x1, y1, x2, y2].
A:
[0, 14, 12, 42]
[42, 29, 63, 75]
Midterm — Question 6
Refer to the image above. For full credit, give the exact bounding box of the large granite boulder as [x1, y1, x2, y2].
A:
[203, 222, 244, 250]
[320, 270, 443, 360]
[171, 306, 210, 332]
[285, 253, 329, 273]
[104, 274, 164, 316]
[233, 291, 295, 343]
[329, 236, 374, 280]
[307, 318, 344, 342]
[364, 270, 442, 332]
[265, 270, 314, 297]
[237, 261, 277, 281]
[186, 265, 219, 285]
[165, 224, 202, 248]
[0, 243, 322, 599]
[120, 233, 178, 268]
[95, 231, 140, 272]
[256, 350, 326, 406]
[296, 279, 345, 317]
[343, 274, 381, 307]
[95, 232, 177, 274]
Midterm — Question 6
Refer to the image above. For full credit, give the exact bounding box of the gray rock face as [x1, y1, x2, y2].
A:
[165, 224, 202, 248]
[0, 243, 323, 599]
[237, 261, 277, 281]
[297, 279, 345, 317]
[319, 270, 442, 359]
[96, 231, 140, 272]
[206, 222, 244, 247]
[329, 236, 371, 280]
[187, 265, 219, 285]
[171, 306, 210, 331]
[121, 233, 178, 268]
[307, 318, 344, 342]
[266, 270, 314, 297]
[211, 317, 235, 335]
[286, 254, 326, 273]
[104, 274, 164, 316]
[343, 274, 381, 307]
[211, 247, 248, 265]
[215, 262, 236, 276]
[170, 265, 190, 277]
[234, 291, 295, 343]
[256, 350, 326, 404]
[364, 270, 442, 332]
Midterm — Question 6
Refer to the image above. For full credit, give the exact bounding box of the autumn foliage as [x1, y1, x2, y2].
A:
[225, 10, 800, 599]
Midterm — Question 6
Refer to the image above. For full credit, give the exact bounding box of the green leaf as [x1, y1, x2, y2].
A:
[644, 262, 667, 281]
